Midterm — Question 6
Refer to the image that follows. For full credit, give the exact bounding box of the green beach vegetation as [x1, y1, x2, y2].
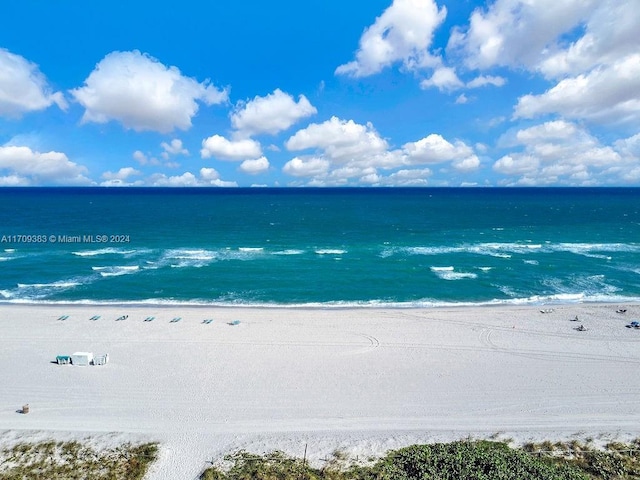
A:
[200, 439, 640, 480]
[1, 437, 639, 479]
[0, 439, 157, 480]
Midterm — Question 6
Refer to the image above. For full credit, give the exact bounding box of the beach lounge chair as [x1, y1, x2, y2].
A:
[93, 353, 109, 365]
[170, 317, 181, 323]
[57, 315, 69, 321]
[617, 309, 627, 314]
[56, 355, 71, 365]
[143, 316, 155, 322]
[89, 315, 100, 321]
[228, 320, 240, 326]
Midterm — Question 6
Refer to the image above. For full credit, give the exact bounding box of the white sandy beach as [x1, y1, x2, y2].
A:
[1, 303, 640, 479]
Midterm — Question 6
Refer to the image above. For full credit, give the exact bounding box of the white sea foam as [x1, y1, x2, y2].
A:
[400, 244, 515, 258]
[393, 241, 640, 260]
[553, 242, 636, 259]
[3, 291, 640, 308]
[558, 242, 640, 253]
[430, 266, 477, 280]
[161, 247, 269, 268]
[72, 248, 137, 257]
[17, 280, 82, 288]
[273, 249, 305, 255]
[474, 243, 541, 256]
[161, 249, 216, 268]
[92, 265, 139, 271]
[168, 249, 215, 261]
[92, 265, 140, 277]
[477, 266, 492, 271]
[4, 248, 15, 253]
[4, 278, 85, 300]
[540, 274, 621, 300]
[406, 246, 464, 255]
[315, 249, 346, 255]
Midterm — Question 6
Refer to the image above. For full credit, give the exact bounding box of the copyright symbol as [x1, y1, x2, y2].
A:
[49, 235, 56, 243]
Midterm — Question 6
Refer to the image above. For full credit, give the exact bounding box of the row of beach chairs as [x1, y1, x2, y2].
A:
[55, 314, 241, 325]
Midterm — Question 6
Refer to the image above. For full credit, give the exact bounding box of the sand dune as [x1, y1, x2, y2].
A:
[1, 303, 640, 479]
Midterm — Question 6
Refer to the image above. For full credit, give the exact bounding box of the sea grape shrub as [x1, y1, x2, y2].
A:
[373, 441, 587, 480]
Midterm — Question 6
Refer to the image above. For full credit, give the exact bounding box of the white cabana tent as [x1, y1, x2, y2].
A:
[71, 352, 93, 366]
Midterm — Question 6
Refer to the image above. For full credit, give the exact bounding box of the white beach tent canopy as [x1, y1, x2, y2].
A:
[71, 352, 93, 366]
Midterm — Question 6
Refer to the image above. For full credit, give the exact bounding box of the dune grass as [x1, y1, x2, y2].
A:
[200, 439, 640, 480]
[2, 437, 638, 479]
[0, 439, 158, 480]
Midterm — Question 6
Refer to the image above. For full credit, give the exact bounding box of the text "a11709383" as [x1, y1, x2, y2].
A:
[1, 234, 131, 244]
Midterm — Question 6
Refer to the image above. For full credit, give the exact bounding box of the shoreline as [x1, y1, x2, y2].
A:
[2, 302, 640, 479]
[2, 298, 640, 309]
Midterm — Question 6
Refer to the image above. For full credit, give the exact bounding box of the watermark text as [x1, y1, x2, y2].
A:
[1, 234, 131, 244]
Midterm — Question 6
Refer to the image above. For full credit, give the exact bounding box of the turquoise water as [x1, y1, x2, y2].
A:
[1, 187, 640, 306]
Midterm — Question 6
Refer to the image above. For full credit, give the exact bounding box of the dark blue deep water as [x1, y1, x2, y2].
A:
[1, 187, 639, 306]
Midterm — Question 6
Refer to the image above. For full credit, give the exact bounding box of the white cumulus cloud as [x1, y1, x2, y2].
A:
[101, 167, 142, 181]
[402, 134, 479, 171]
[493, 120, 629, 185]
[0, 48, 67, 117]
[615, 133, 640, 158]
[448, 0, 640, 128]
[0, 174, 30, 186]
[71, 50, 228, 133]
[200, 167, 238, 187]
[378, 168, 432, 186]
[161, 139, 189, 158]
[132, 150, 160, 166]
[447, 0, 599, 71]
[335, 0, 447, 77]
[148, 172, 200, 187]
[231, 89, 317, 137]
[200, 135, 262, 161]
[282, 157, 330, 178]
[420, 66, 464, 91]
[283, 117, 479, 185]
[239, 156, 270, 175]
[200, 167, 220, 182]
[537, 0, 640, 78]
[514, 54, 640, 125]
[0, 145, 90, 185]
[285, 116, 388, 163]
[466, 75, 506, 89]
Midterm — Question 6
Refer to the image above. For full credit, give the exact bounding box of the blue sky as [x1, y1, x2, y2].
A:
[1, 0, 639, 187]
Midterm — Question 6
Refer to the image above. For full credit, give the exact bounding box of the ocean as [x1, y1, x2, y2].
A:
[1, 187, 639, 307]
